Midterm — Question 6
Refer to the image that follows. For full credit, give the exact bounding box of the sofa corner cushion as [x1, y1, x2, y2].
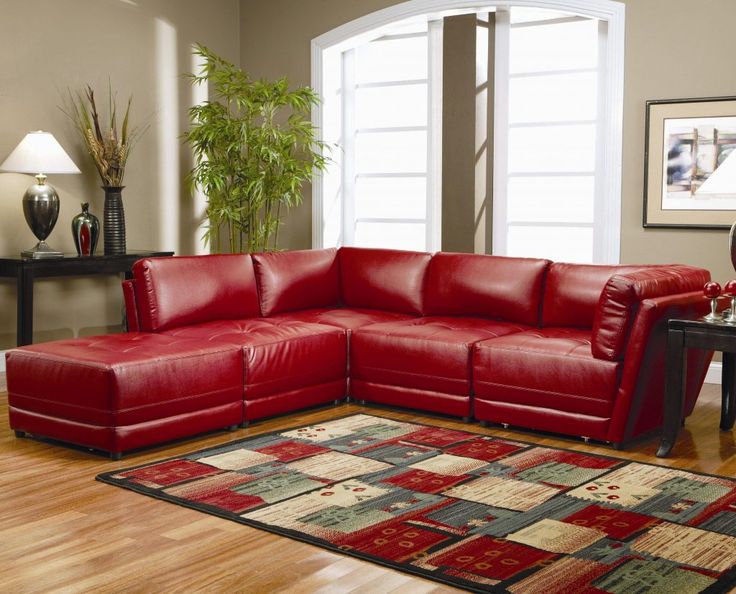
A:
[542, 263, 646, 329]
[591, 265, 711, 360]
[252, 247, 340, 316]
[268, 307, 416, 330]
[132, 254, 261, 332]
[425, 252, 550, 325]
[338, 247, 431, 315]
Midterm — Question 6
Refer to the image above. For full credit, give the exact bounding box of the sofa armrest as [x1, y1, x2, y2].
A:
[592, 265, 710, 361]
[122, 279, 141, 332]
[606, 290, 716, 444]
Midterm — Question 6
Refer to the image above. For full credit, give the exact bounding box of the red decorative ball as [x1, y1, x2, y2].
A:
[725, 280, 736, 296]
[703, 281, 722, 299]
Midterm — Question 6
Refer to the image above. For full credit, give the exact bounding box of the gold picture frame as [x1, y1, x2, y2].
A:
[643, 96, 736, 229]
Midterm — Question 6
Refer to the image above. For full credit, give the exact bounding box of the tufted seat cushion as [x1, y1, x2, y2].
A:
[473, 328, 622, 440]
[161, 318, 347, 421]
[268, 307, 416, 331]
[351, 317, 530, 417]
[6, 333, 244, 455]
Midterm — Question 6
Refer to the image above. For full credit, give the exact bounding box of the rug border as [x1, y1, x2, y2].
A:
[96, 412, 736, 593]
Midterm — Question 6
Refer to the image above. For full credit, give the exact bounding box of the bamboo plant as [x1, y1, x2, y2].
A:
[185, 44, 329, 253]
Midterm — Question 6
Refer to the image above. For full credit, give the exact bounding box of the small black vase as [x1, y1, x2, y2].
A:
[103, 185, 126, 255]
[71, 202, 100, 256]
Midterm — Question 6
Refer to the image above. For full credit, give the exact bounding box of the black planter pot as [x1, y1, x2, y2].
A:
[103, 186, 126, 255]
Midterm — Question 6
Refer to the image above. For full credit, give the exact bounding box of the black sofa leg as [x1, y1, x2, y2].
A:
[14, 430, 26, 438]
[479, 420, 489, 428]
[110, 452, 122, 461]
[226, 424, 238, 432]
[240, 420, 250, 429]
[462, 416, 471, 423]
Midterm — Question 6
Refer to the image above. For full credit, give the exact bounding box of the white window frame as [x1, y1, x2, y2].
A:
[341, 27, 442, 252]
[311, 0, 624, 263]
[492, 10, 613, 263]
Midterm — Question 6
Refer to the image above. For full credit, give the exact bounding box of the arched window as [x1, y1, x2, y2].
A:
[312, 0, 624, 263]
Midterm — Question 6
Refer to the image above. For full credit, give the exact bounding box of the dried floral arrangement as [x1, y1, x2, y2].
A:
[62, 85, 146, 186]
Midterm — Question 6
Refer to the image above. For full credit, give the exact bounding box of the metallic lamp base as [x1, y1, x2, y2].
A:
[21, 241, 63, 259]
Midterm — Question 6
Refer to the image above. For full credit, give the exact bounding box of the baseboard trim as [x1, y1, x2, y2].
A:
[705, 361, 721, 384]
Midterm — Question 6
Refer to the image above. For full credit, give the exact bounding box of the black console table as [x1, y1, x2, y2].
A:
[0, 251, 173, 346]
[657, 317, 736, 457]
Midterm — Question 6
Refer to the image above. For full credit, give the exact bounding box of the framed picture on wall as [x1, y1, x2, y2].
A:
[643, 96, 736, 229]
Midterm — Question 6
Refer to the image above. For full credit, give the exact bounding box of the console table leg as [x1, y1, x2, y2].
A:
[721, 352, 736, 431]
[657, 328, 686, 457]
[16, 264, 34, 346]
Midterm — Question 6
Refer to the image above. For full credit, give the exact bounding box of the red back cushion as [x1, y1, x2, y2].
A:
[426, 253, 550, 325]
[542, 263, 645, 328]
[592, 265, 710, 360]
[132, 254, 261, 332]
[252, 248, 340, 316]
[338, 247, 431, 315]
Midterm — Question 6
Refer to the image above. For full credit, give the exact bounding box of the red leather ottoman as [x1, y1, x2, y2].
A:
[472, 328, 622, 441]
[6, 333, 244, 459]
[351, 317, 528, 418]
[161, 318, 348, 422]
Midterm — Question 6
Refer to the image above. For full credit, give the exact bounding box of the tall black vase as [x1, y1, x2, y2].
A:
[103, 186, 126, 255]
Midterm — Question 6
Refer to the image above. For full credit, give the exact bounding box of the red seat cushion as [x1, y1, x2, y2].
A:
[162, 319, 347, 402]
[6, 333, 243, 427]
[425, 252, 550, 325]
[338, 247, 431, 315]
[473, 328, 621, 422]
[268, 307, 416, 330]
[132, 254, 261, 332]
[352, 317, 529, 395]
[252, 248, 340, 316]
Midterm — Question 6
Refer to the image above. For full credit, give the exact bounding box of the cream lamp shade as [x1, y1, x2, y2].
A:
[0, 130, 80, 175]
[0, 131, 80, 259]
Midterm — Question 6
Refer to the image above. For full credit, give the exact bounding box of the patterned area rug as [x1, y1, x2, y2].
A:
[97, 414, 736, 593]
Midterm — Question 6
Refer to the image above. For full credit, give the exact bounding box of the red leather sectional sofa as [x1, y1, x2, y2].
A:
[7, 247, 713, 459]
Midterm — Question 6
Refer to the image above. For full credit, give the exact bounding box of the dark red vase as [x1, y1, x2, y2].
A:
[71, 202, 100, 256]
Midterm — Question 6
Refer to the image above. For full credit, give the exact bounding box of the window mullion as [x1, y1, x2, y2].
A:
[492, 8, 511, 256]
[593, 18, 612, 263]
[342, 49, 356, 246]
[426, 18, 443, 252]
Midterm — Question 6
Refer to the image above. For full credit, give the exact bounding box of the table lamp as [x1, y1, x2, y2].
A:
[0, 131, 81, 258]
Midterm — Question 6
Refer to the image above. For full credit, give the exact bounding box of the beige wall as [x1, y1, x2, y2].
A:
[621, 1, 736, 284]
[0, 0, 239, 349]
[442, 15, 478, 254]
[241, 0, 736, 281]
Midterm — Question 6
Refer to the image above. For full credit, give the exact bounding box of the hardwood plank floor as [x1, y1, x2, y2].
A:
[0, 374, 733, 593]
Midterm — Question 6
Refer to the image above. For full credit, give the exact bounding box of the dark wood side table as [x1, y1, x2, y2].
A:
[0, 251, 173, 346]
[657, 317, 736, 457]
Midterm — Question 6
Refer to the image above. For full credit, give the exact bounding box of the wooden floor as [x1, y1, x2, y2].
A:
[1, 375, 734, 593]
